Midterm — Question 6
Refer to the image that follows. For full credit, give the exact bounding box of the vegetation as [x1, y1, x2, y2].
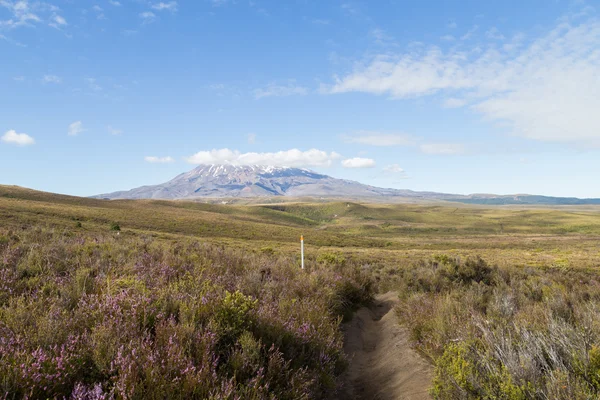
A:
[0, 226, 372, 398]
[2, 184, 600, 399]
[395, 257, 600, 399]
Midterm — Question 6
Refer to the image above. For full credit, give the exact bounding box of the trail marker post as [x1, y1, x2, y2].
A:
[301, 235, 305, 270]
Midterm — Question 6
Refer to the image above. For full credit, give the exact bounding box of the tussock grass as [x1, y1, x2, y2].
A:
[394, 257, 600, 399]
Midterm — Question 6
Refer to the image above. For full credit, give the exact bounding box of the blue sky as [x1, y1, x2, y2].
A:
[1, 0, 599, 197]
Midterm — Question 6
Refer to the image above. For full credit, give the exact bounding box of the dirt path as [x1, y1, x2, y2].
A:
[340, 292, 433, 400]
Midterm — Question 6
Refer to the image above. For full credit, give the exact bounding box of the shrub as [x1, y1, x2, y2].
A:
[110, 222, 120, 231]
[0, 226, 373, 398]
[317, 252, 346, 267]
[397, 256, 600, 399]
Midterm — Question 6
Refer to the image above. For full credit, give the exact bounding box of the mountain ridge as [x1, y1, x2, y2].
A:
[93, 164, 600, 205]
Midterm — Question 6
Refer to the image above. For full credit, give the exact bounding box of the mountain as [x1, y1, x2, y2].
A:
[94, 164, 426, 200]
[94, 164, 600, 205]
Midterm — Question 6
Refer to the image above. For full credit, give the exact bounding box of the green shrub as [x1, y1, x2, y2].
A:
[215, 290, 258, 340]
[317, 252, 346, 266]
[431, 342, 479, 399]
[110, 222, 121, 231]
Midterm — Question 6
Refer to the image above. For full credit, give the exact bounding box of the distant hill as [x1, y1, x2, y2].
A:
[93, 164, 600, 205]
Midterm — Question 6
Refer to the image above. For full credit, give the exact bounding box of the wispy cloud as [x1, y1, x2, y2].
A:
[341, 3, 359, 15]
[342, 132, 414, 146]
[145, 156, 174, 163]
[254, 81, 308, 99]
[108, 0, 121, 6]
[86, 78, 102, 91]
[0, 0, 41, 29]
[50, 14, 66, 28]
[485, 27, 505, 40]
[325, 15, 600, 146]
[420, 143, 465, 155]
[91, 5, 105, 20]
[443, 98, 467, 108]
[43, 74, 61, 84]
[68, 121, 85, 136]
[370, 28, 396, 46]
[108, 126, 122, 135]
[211, 0, 229, 6]
[0, 32, 25, 46]
[461, 25, 478, 40]
[1, 129, 35, 146]
[247, 133, 256, 144]
[185, 148, 341, 167]
[151, 1, 178, 12]
[383, 164, 404, 173]
[139, 11, 156, 22]
[341, 157, 376, 168]
[383, 164, 408, 180]
[312, 18, 330, 25]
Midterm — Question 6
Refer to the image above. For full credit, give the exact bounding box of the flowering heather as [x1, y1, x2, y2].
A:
[0, 227, 373, 399]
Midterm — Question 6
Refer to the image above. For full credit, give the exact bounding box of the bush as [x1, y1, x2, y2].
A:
[317, 252, 346, 266]
[110, 222, 120, 231]
[0, 226, 374, 398]
[396, 256, 600, 399]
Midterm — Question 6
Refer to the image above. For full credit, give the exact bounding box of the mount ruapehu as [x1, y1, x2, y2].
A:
[92, 164, 600, 206]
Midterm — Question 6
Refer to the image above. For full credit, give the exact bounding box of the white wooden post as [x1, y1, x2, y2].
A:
[301, 235, 305, 270]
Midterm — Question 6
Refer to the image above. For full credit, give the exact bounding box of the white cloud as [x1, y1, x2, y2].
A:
[0, 0, 41, 29]
[247, 133, 256, 144]
[145, 156, 174, 163]
[151, 1, 177, 12]
[461, 25, 478, 40]
[68, 121, 85, 136]
[43, 74, 61, 84]
[443, 97, 467, 108]
[86, 78, 102, 91]
[440, 34, 455, 41]
[254, 82, 308, 99]
[185, 148, 341, 167]
[139, 11, 156, 22]
[108, 126, 122, 135]
[447, 21, 457, 29]
[485, 27, 505, 40]
[1, 129, 35, 146]
[326, 15, 600, 146]
[91, 5, 105, 19]
[343, 131, 414, 146]
[371, 28, 396, 46]
[108, 0, 121, 6]
[51, 14, 66, 26]
[341, 157, 376, 168]
[13, 76, 25, 81]
[341, 3, 359, 15]
[383, 164, 404, 173]
[420, 143, 465, 155]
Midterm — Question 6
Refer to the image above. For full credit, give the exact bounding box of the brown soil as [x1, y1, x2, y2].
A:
[340, 292, 433, 400]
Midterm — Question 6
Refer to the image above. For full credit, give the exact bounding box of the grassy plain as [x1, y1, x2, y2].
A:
[2, 184, 599, 271]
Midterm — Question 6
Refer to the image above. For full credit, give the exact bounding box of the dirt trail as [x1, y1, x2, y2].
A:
[340, 292, 433, 400]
